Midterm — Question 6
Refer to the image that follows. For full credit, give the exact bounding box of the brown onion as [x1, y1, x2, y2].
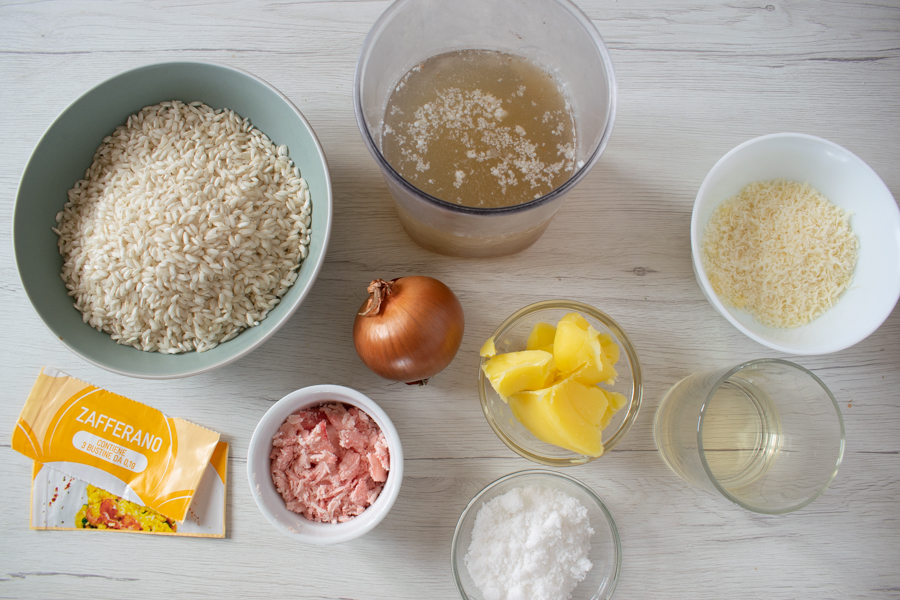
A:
[353, 276, 465, 384]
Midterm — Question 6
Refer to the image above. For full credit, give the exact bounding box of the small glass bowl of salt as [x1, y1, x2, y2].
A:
[451, 470, 621, 600]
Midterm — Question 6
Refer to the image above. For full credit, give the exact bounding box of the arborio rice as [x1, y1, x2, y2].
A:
[53, 101, 312, 354]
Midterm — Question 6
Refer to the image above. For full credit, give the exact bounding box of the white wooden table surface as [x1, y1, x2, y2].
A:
[2, 1, 899, 598]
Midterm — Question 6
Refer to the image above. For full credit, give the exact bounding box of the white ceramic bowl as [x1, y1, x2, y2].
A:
[691, 133, 900, 355]
[247, 385, 403, 544]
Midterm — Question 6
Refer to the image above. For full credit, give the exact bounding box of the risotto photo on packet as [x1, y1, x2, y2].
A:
[30, 442, 228, 537]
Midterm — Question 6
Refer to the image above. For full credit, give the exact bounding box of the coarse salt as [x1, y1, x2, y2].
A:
[465, 484, 593, 600]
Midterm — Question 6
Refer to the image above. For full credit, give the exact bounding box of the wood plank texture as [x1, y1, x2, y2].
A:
[1, 0, 898, 598]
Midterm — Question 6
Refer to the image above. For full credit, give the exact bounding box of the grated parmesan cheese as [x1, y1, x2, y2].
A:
[701, 179, 859, 329]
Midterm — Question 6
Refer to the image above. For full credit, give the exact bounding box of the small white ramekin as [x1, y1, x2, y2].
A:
[247, 384, 403, 544]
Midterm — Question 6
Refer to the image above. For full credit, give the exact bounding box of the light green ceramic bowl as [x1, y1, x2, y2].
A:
[13, 62, 332, 379]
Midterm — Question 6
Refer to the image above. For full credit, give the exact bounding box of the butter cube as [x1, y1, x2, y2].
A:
[559, 312, 590, 330]
[607, 390, 627, 411]
[553, 320, 590, 373]
[571, 327, 618, 385]
[509, 378, 604, 457]
[563, 377, 610, 427]
[526, 322, 557, 353]
[482, 350, 555, 399]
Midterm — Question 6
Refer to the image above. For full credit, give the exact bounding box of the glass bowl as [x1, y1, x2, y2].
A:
[478, 300, 642, 466]
[451, 470, 621, 600]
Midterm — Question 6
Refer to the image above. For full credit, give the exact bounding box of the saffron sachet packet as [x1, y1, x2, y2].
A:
[30, 442, 228, 537]
[13, 367, 220, 523]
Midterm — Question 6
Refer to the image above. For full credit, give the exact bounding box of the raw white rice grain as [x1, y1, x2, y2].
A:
[55, 100, 313, 353]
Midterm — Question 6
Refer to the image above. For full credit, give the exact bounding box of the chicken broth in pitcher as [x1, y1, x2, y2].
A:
[381, 50, 577, 209]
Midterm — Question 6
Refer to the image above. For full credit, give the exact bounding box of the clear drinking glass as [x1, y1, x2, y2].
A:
[353, 0, 616, 257]
[654, 359, 844, 514]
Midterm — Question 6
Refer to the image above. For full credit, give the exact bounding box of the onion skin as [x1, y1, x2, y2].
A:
[353, 276, 465, 384]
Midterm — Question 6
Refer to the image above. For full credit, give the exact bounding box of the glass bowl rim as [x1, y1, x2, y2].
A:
[450, 468, 622, 600]
[478, 299, 643, 466]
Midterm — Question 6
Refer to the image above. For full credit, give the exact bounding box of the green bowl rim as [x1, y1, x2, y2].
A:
[12, 60, 333, 379]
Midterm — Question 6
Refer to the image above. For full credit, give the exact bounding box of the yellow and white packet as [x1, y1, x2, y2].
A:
[12, 368, 220, 523]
